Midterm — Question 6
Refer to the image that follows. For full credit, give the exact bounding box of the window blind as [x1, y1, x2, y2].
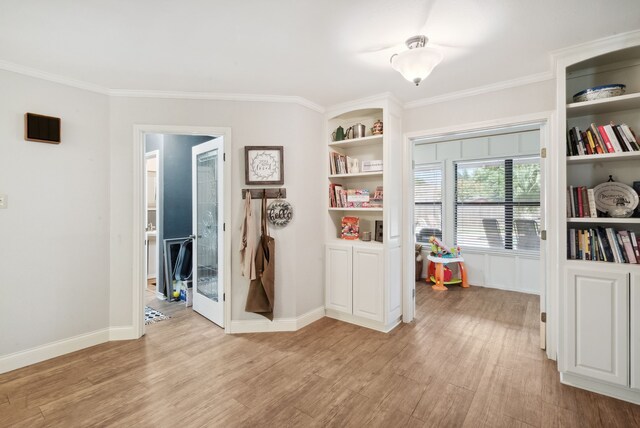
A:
[455, 156, 540, 252]
[414, 163, 442, 242]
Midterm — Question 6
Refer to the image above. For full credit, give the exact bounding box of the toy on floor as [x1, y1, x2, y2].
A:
[426, 236, 469, 291]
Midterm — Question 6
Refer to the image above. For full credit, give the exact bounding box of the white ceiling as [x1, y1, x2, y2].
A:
[1, 0, 639, 107]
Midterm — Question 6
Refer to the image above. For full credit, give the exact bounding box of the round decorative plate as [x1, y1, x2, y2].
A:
[267, 200, 293, 227]
[593, 182, 639, 213]
[572, 84, 625, 103]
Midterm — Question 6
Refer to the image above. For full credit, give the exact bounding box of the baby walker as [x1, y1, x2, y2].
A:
[426, 236, 469, 291]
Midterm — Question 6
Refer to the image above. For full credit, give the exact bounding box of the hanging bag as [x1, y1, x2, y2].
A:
[245, 192, 276, 320]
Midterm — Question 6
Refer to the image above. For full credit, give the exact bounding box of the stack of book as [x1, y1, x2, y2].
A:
[329, 184, 379, 208]
[568, 227, 640, 263]
[567, 186, 598, 218]
[566, 122, 638, 156]
[329, 151, 358, 175]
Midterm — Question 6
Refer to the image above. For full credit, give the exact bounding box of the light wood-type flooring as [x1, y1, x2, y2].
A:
[2, 283, 639, 427]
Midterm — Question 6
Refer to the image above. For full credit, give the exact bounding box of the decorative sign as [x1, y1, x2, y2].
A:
[267, 199, 293, 227]
[244, 146, 284, 185]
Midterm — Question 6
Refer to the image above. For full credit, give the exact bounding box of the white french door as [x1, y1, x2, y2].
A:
[192, 138, 224, 327]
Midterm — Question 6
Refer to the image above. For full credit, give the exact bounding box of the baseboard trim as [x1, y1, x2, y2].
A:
[561, 372, 640, 405]
[325, 309, 401, 333]
[228, 307, 326, 334]
[108, 326, 138, 341]
[0, 328, 110, 374]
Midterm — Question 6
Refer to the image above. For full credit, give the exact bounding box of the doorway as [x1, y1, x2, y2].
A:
[402, 115, 554, 359]
[134, 125, 232, 338]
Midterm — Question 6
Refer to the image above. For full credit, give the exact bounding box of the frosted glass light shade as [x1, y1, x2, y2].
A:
[390, 47, 443, 86]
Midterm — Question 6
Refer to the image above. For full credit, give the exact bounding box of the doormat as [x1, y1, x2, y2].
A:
[145, 306, 170, 325]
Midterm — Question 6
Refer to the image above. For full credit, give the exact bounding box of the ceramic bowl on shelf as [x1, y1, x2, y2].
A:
[572, 84, 625, 103]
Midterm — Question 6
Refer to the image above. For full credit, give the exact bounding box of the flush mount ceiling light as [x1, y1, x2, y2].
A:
[390, 35, 443, 86]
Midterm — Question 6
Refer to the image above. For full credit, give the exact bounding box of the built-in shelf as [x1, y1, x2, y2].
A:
[566, 150, 640, 164]
[328, 171, 383, 179]
[328, 135, 383, 149]
[566, 91, 640, 118]
[328, 207, 383, 212]
[326, 238, 384, 248]
[565, 258, 640, 269]
[567, 217, 640, 224]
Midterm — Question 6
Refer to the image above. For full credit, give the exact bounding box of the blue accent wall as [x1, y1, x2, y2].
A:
[145, 133, 214, 296]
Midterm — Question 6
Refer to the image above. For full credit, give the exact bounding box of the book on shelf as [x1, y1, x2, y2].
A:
[567, 185, 599, 218]
[568, 227, 639, 264]
[341, 216, 359, 240]
[566, 122, 639, 156]
[329, 151, 359, 175]
[329, 184, 382, 209]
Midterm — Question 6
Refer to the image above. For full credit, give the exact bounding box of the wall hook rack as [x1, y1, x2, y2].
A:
[241, 188, 287, 199]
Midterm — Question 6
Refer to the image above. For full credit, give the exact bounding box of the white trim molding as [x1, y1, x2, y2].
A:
[0, 59, 324, 113]
[0, 329, 110, 374]
[228, 307, 326, 334]
[0, 59, 111, 94]
[403, 71, 554, 110]
[110, 89, 324, 113]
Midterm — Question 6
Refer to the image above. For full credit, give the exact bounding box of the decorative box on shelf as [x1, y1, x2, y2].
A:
[361, 160, 383, 172]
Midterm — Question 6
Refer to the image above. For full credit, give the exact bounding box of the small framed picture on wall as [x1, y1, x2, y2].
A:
[244, 146, 284, 185]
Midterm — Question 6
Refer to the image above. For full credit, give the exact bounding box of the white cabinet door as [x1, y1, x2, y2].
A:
[565, 268, 629, 386]
[632, 273, 640, 391]
[326, 244, 352, 314]
[353, 246, 384, 322]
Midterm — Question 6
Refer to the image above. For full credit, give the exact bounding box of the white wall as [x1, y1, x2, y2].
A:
[404, 79, 555, 133]
[0, 70, 110, 356]
[108, 97, 325, 328]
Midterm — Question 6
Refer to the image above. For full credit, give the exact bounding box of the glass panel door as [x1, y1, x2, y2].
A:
[192, 137, 224, 327]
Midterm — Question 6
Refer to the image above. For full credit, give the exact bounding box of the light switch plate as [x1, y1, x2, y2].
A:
[0, 194, 7, 209]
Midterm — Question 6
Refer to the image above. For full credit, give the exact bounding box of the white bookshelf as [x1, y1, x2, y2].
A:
[567, 217, 640, 224]
[556, 41, 640, 405]
[324, 97, 403, 333]
[328, 171, 383, 179]
[566, 91, 640, 118]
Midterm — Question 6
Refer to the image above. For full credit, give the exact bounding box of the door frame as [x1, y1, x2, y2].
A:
[401, 111, 557, 360]
[133, 125, 232, 337]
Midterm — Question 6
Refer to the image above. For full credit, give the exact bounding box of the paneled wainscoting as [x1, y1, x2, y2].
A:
[1, 285, 638, 426]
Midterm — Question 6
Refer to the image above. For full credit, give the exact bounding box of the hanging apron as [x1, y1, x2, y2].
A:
[245, 193, 275, 320]
[240, 190, 257, 280]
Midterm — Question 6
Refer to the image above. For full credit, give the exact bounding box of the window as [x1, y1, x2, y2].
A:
[455, 156, 540, 252]
[414, 163, 442, 242]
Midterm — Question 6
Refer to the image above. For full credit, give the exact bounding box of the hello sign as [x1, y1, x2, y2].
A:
[267, 200, 293, 227]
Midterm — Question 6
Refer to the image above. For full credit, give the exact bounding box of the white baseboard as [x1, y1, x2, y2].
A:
[0, 328, 110, 374]
[108, 326, 138, 341]
[295, 307, 326, 329]
[325, 309, 401, 333]
[228, 307, 325, 334]
[561, 372, 640, 405]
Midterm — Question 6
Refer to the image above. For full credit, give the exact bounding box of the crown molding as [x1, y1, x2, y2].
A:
[325, 92, 402, 116]
[551, 29, 640, 64]
[0, 59, 324, 113]
[403, 70, 555, 110]
[108, 89, 324, 113]
[0, 59, 111, 95]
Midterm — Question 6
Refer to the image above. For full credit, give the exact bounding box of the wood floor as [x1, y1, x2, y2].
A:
[2, 284, 639, 427]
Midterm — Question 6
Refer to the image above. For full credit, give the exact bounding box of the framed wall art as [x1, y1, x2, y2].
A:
[244, 146, 284, 185]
